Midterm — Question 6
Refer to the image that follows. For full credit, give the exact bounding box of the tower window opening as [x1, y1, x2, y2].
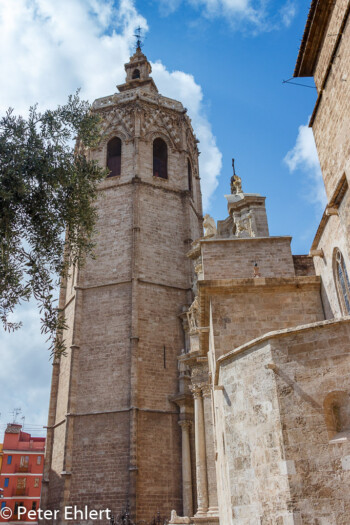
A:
[187, 158, 193, 193]
[153, 138, 168, 179]
[107, 137, 122, 177]
[132, 69, 140, 79]
[333, 248, 350, 314]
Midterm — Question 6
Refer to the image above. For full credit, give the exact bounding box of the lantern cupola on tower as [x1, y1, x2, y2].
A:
[117, 46, 158, 93]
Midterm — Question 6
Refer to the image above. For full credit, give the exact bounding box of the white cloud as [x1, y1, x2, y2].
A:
[0, 301, 51, 431]
[284, 121, 327, 209]
[280, 0, 297, 28]
[0, 0, 148, 114]
[160, 0, 297, 31]
[0, 0, 222, 427]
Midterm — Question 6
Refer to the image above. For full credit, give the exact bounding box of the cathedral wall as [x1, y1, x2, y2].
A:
[192, 177, 202, 219]
[311, 0, 350, 200]
[312, 212, 348, 319]
[68, 412, 131, 520]
[215, 317, 350, 524]
[45, 423, 67, 512]
[189, 200, 203, 244]
[138, 184, 193, 288]
[137, 282, 186, 410]
[210, 281, 324, 359]
[55, 300, 75, 423]
[215, 341, 291, 524]
[92, 128, 136, 183]
[201, 237, 295, 281]
[76, 282, 132, 412]
[293, 255, 315, 276]
[136, 411, 182, 517]
[270, 319, 350, 523]
[79, 183, 133, 288]
[138, 137, 190, 192]
[313, 0, 348, 91]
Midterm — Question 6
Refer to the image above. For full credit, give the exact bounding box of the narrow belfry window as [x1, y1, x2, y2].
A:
[132, 69, 140, 79]
[334, 248, 350, 314]
[187, 158, 192, 193]
[153, 138, 168, 179]
[107, 137, 121, 177]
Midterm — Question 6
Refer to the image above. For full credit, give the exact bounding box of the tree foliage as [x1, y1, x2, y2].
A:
[0, 93, 106, 357]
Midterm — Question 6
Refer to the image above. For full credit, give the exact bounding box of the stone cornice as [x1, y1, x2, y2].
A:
[294, 0, 335, 77]
[198, 275, 321, 295]
[215, 315, 350, 385]
[198, 235, 292, 245]
[97, 174, 200, 203]
[310, 174, 347, 251]
[93, 91, 186, 115]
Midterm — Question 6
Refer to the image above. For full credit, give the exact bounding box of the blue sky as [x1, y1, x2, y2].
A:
[0, 0, 324, 430]
[137, 0, 323, 249]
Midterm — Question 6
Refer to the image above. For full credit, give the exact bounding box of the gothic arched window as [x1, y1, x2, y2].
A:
[107, 137, 121, 178]
[153, 138, 168, 179]
[132, 69, 140, 79]
[334, 248, 350, 314]
[187, 159, 192, 193]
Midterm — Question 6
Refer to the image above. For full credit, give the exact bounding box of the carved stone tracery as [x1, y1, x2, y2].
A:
[100, 105, 135, 140]
[140, 105, 183, 149]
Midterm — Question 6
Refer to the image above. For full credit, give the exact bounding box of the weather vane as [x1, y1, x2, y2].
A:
[134, 26, 144, 50]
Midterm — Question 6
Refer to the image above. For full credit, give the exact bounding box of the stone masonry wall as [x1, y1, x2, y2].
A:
[214, 318, 350, 524]
[312, 212, 348, 319]
[44, 77, 203, 522]
[210, 281, 324, 359]
[272, 320, 350, 524]
[312, 0, 350, 201]
[215, 342, 292, 524]
[201, 237, 295, 281]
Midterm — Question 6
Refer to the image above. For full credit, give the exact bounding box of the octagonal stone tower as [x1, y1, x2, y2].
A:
[42, 47, 203, 522]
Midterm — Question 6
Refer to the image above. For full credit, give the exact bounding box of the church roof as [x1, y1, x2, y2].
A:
[294, 0, 335, 77]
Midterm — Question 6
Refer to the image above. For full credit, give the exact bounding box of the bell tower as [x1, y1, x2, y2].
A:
[42, 46, 203, 522]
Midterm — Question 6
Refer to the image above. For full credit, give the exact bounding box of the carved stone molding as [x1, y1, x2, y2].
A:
[201, 384, 212, 398]
[190, 384, 202, 399]
[178, 420, 192, 431]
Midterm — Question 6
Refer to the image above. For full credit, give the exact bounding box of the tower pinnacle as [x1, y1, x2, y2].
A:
[117, 43, 158, 93]
[230, 158, 243, 194]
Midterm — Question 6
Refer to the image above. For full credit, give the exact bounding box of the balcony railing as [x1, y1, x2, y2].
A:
[14, 464, 31, 473]
[12, 488, 28, 496]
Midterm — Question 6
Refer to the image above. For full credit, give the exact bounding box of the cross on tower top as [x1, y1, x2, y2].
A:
[134, 26, 144, 51]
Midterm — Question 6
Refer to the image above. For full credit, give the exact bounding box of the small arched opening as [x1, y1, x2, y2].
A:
[132, 69, 140, 79]
[153, 138, 168, 179]
[107, 137, 121, 177]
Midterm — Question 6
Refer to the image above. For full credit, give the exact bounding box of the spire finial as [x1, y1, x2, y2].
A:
[230, 158, 243, 194]
[134, 26, 144, 51]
